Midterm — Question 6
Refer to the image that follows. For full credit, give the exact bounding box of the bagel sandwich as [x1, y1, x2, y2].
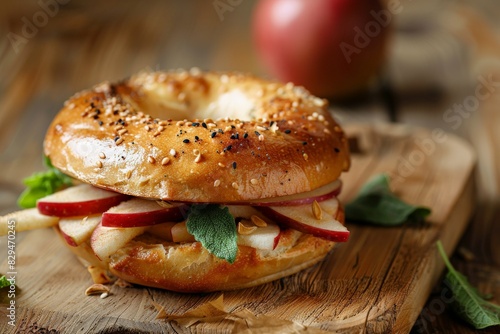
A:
[3, 69, 350, 293]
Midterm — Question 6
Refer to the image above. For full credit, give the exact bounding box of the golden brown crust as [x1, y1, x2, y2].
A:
[108, 230, 334, 293]
[44, 70, 350, 203]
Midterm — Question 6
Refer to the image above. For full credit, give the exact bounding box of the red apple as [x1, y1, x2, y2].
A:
[59, 215, 101, 247]
[253, 0, 390, 98]
[245, 180, 341, 206]
[90, 222, 147, 261]
[37, 184, 128, 217]
[101, 198, 187, 227]
[256, 198, 349, 242]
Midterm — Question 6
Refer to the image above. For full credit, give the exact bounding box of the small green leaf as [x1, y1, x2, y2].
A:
[17, 156, 73, 208]
[186, 204, 238, 263]
[345, 174, 431, 226]
[0, 275, 10, 289]
[437, 241, 500, 329]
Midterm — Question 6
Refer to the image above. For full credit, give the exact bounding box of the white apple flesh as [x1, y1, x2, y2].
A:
[237, 223, 281, 250]
[90, 222, 147, 261]
[0, 208, 59, 235]
[37, 184, 128, 217]
[171, 222, 195, 243]
[101, 198, 187, 227]
[147, 222, 177, 241]
[59, 215, 101, 247]
[255, 198, 349, 242]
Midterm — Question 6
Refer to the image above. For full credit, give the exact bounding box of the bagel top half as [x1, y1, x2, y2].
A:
[44, 69, 350, 203]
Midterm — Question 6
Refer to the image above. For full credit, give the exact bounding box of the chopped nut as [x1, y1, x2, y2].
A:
[251, 215, 267, 227]
[238, 221, 258, 235]
[312, 200, 322, 220]
[85, 283, 110, 296]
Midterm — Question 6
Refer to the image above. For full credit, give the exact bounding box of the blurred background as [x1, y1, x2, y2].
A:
[0, 0, 499, 332]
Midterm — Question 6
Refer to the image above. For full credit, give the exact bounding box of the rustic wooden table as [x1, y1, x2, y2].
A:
[0, 1, 498, 333]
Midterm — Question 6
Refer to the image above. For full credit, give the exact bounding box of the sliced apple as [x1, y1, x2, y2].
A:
[147, 222, 177, 241]
[37, 184, 129, 217]
[250, 180, 342, 206]
[59, 215, 101, 247]
[171, 221, 196, 243]
[237, 223, 281, 250]
[0, 208, 59, 235]
[101, 198, 187, 227]
[90, 222, 147, 261]
[255, 198, 349, 242]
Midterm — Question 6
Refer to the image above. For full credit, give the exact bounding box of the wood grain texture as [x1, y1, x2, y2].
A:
[0, 124, 476, 333]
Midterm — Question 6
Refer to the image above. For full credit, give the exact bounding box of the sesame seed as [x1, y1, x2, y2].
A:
[256, 126, 267, 131]
[115, 137, 124, 145]
[170, 149, 177, 157]
[334, 147, 340, 153]
[158, 126, 164, 132]
[145, 125, 151, 131]
[225, 145, 232, 151]
[148, 156, 156, 164]
[193, 149, 200, 156]
[126, 170, 132, 179]
[284, 129, 291, 134]
[232, 182, 239, 189]
[97, 160, 103, 168]
[303, 153, 309, 161]
[232, 162, 237, 169]
[194, 154, 202, 163]
[202, 122, 207, 128]
[99, 152, 106, 159]
[250, 178, 258, 185]
[161, 157, 170, 165]
[117, 129, 128, 136]
[183, 139, 190, 143]
[211, 132, 217, 138]
[258, 134, 265, 141]
[218, 162, 225, 168]
[243, 133, 248, 138]
[214, 179, 221, 187]
[153, 131, 161, 137]
[176, 121, 185, 126]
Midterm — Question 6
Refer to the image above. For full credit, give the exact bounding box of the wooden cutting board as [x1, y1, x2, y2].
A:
[0, 124, 476, 333]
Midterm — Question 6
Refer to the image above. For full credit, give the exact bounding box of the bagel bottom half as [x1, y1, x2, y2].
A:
[54, 207, 344, 293]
